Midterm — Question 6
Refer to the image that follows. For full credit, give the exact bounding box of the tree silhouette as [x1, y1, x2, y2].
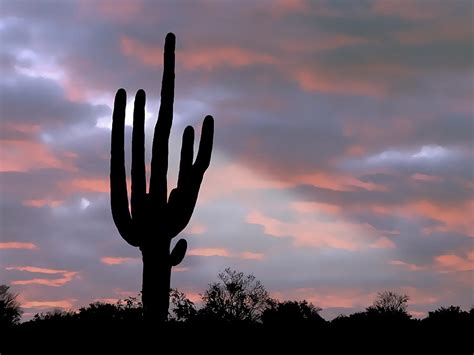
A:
[424, 305, 472, 329]
[199, 268, 269, 323]
[169, 288, 197, 322]
[262, 300, 325, 326]
[110, 32, 214, 323]
[77, 297, 143, 323]
[0, 285, 22, 329]
[32, 309, 76, 322]
[368, 291, 409, 315]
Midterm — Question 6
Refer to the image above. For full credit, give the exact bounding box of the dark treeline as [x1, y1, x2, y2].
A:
[1, 269, 472, 354]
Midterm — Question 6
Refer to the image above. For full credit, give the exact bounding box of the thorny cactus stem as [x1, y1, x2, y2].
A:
[110, 33, 214, 323]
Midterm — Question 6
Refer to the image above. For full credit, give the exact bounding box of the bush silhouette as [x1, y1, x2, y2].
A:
[1, 277, 473, 354]
[0, 285, 22, 330]
[198, 268, 269, 323]
[169, 288, 197, 322]
[262, 300, 326, 327]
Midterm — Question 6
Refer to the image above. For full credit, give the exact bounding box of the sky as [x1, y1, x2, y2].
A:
[0, 0, 473, 321]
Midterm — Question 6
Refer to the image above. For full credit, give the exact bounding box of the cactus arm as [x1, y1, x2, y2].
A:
[110, 89, 138, 247]
[131, 89, 147, 221]
[170, 239, 187, 266]
[177, 126, 194, 190]
[167, 116, 214, 237]
[194, 115, 214, 175]
[149, 33, 175, 206]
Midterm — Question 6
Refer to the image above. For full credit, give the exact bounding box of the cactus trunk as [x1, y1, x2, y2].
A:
[142, 243, 171, 323]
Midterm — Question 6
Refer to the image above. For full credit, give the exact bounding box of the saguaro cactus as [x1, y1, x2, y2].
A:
[110, 33, 214, 322]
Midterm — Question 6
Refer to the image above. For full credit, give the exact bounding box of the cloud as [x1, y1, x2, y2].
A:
[187, 223, 207, 235]
[390, 260, 426, 272]
[291, 67, 385, 97]
[272, 287, 377, 309]
[185, 247, 264, 260]
[246, 209, 382, 251]
[100, 257, 140, 265]
[0, 139, 76, 172]
[239, 252, 265, 260]
[81, 0, 145, 24]
[21, 299, 76, 310]
[23, 199, 64, 208]
[0, 242, 37, 250]
[188, 248, 230, 257]
[435, 254, 474, 273]
[60, 178, 109, 194]
[6, 266, 79, 287]
[370, 237, 396, 249]
[121, 35, 276, 71]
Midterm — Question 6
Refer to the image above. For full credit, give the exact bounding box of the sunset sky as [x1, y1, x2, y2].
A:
[0, 0, 473, 320]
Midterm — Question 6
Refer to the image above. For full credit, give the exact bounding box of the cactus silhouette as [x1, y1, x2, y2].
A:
[110, 33, 214, 323]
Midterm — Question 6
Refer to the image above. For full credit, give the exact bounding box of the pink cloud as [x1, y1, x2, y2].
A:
[183, 292, 201, 304]
[345, 145, 367, 157]
[272, 287, 378, 309]
[187, 223, 207, 235]
[390, 260, 426, 271]
[239, 251, 265, 260]
[390, 253, 474, 274]
[6, 266, 69, 274]
[274, 286, 440, 310]
[6, 266, 79, 287]
[182, 47, 275, 71]
[410, 200, 474, 237]
[199, 162, 292, 203]
[410, 310, 427, 318]
[360, 200, 473, 238]
[77, 0, 147, 26]
[411, 173, 444, 182]
[0, 139, 76, 172]
[370, 237, 396, 249]
[296, 171, 388, 192]
[120, 36, 276, 70]
[399, 286, 438, 305]
[10, 276, 77, 287]
[23, 199, 64, 208]
[291, 202, 341, 215]
[120, 36, 163, 67]
[188, 248, 230, 257]
[60, 177, 109, 193]
[100, 257, 140, 265]
[246, 210, 381, 251]
[292, 68, 386, 97]
[187, 248, 264, 260]
[280, 34, 369, 53]
[1, 122, 40, 135]
[22, 299, 76, 309]
[434, 254, 474, 272]
[0, 242, 37, 250]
